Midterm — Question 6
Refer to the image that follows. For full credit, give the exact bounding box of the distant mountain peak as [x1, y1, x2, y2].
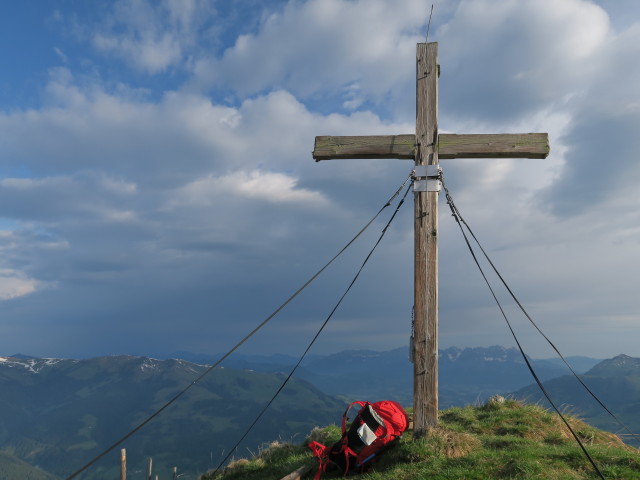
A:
[613, 354, 632, 360]
[440, 345, 522, 364]
[8, 353, 37, 359]
[586, 354, 640, 377]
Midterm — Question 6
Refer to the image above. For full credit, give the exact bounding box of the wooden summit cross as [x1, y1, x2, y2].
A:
[312, 42, 549, 435]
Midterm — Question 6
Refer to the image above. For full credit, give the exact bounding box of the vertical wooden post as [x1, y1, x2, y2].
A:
[310, 40, 548, 439]
[120, 448, 126, 480]
[146, 457, 153, 480]
[413, 42, 439, 435]
[173, 466, 178, 480]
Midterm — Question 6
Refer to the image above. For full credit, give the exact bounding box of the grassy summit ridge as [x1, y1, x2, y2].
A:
[202, 400, 640, 479]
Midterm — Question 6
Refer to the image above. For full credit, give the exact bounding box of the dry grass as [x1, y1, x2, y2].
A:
[221, 457, 250, 472]
[425, 426, 481, 458]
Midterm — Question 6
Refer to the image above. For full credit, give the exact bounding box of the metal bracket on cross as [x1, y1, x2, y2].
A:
[311, 41, 549, 432]
[413, 165, 442, 192]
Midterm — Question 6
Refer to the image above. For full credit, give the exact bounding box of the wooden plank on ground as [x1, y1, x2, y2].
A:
[279, 465, 311, 480]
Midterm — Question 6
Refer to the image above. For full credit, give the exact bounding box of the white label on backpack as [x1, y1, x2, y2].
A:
[357, 423, 377, 446]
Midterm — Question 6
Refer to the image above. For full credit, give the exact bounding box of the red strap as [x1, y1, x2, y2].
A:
[308, 441, 329, 480]
[308, 441, 326, 458]
[341, 401, 367, 434]
[343, 447, 350, 477]
[313, 465, 325, 480]
[313, 465, 324, 480]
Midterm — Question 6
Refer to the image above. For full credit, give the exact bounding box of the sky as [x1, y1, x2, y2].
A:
[0, 0, 639, 360]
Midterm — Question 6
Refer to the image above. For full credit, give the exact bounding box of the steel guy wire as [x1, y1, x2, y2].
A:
[441, 172, 606, 479]
[211, 181, 413, 474]
[63, 172, 413, 480]
[441, 173, 640, 447]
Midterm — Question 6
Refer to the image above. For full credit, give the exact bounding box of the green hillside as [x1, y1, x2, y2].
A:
[0, 356, 344, 479]
[0, 451, 59, 480]
[202, 400, 640, 479]
[512, 354, 640, 446]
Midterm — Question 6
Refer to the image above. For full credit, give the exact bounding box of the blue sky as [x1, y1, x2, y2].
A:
[0, 0, 639, 360]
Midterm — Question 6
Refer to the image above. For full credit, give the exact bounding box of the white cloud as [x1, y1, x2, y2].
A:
[174, 170, 329, 206]
[0, 71, 413, 188]
[100, 176, 138, 195]
[190, 0, 427, 108]
[0, 269, 37, 300]
[94, 32, 182, 74]
[0, 61, 414, 336]
[53, 47, 69, 64]
[538, 16, 640, 216]
[438, 0, 610, 122]
[91, 0, 211, 73]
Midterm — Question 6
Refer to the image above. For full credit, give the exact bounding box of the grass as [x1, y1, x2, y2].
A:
[200, 400, 640, 480]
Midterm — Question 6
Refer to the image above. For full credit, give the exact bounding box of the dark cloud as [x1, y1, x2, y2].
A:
[543, 111, 640, 216]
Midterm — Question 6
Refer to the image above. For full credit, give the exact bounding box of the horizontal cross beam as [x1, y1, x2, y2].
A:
[313, 133, 549, 161]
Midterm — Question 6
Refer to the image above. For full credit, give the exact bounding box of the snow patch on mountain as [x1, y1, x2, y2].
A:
[140, 358, 160, 372]
[0, 356, 66, 373]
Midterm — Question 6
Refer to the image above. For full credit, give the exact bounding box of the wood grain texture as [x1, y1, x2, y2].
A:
[438, 133, 549, 159]
[313, 133, 549, 161]
[413, 42, 439, 434]
[279, 465, 311, 480]
[120, 449, 126, 480]
[313, 135, 415, 160]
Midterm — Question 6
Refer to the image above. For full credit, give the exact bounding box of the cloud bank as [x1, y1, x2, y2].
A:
[0, 0, 639, 359]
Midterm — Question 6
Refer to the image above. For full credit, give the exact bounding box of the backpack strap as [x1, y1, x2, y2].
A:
[308, 441, 329, 480]
[341, 401, 367, 434]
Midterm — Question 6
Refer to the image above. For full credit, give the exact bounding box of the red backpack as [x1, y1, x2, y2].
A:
[308, 400, 409, 479]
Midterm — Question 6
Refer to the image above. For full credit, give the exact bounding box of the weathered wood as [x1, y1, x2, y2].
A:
[413, 42, 439, 435]
[279, 465, 311, 480]
[120, 449, 126, 480]
[438, 133, 549, 159]
[313, 135, 415, 161]
[312, 40, 550, 439]
[313, 133, 548, 161]
[146, 457, 152, 480]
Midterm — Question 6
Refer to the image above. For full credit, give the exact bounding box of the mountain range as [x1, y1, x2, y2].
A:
[171, 345, 600, 407]
[512, 354, 640, 447]
[2, 346, 635, 479]
[0, 355, 344, 479]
